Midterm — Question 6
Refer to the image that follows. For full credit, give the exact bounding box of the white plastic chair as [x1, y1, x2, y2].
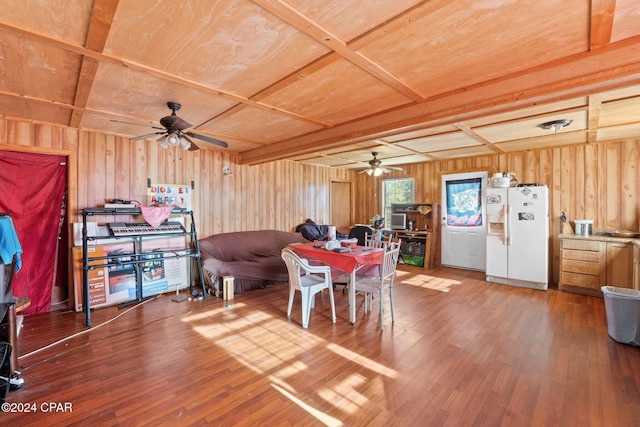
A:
[281, 248, 336, 329]
[353, 245, 400, 330]
[364, 232, 392, 249]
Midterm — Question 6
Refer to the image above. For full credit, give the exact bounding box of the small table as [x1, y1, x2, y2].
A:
[289, 242, 384, 324]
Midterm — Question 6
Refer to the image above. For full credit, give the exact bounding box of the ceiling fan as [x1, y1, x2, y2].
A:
[112, 102, 228, 151]
[358, 152, 403, 176]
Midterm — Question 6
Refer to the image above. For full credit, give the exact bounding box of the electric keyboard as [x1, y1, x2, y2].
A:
[107, 221, 186, 236]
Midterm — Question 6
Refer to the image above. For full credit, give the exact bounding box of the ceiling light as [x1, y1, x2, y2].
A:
[179, 137, 191, 151]
[157, 135, 169, 148]
[373, 167, 383, 177]
[366, 169, 373, 176]
[166, 132, 181, 146]
[539, 119, 573, 133]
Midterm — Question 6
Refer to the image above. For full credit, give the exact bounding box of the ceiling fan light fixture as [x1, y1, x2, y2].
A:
[539, 119, 573, 133]
[157, 135, 169, 148]
[179, 137, 191, 151]
[360, 151, 403, 176]
[166, 132, 181, 146]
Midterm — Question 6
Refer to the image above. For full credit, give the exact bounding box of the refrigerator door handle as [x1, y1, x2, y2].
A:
[505, 204, 511, 245]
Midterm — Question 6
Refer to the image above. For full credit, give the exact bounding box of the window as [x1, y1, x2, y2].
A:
[382, 178, 414, 222]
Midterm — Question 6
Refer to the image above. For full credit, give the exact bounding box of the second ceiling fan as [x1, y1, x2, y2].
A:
[359, 152, 403, 176]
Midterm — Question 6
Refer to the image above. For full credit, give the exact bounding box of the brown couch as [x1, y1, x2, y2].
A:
[199, 230, 308, 295]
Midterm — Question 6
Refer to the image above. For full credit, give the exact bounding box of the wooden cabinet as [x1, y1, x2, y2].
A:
[391, 203, 440, 268]
[559, 239, 605, 295]
[559, 236, 634, 296]
[391, 203, 439, 232]
[395, 230, 439, 268]
[606, 242, 633, 289]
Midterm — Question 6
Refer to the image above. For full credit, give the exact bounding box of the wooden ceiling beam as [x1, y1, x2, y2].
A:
[587, 94, 603, 143]
[453, 123, 506, 154]
[590, 0, 617, 49]
[348, 0, 449, 49]
[70, 0, 119, 128]
[251, 0, 425, 102]
[0, 19, 333, 129]
[240, 36, 640, 164]
[248, 54, 340, 102]
[70, 57, 100, 128]
[85, 0, 120, 52]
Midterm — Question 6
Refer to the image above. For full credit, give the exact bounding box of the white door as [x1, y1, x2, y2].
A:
[441, 171, 488, 270]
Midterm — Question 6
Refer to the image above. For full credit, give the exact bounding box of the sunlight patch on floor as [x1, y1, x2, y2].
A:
[268, 361, 309, 394]
[316, 372, 368, 412]
[180, 304, 243, 321]
[183, 307, 401, 421]
[326, 343, 399, 379]
[395, 270, 461, 292]
[272, 383, 343, 427]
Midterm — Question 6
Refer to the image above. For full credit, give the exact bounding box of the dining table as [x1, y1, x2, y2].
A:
[288, 241, 384, 324]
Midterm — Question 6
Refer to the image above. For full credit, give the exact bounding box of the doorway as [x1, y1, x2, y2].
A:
[330, 180, 352, 234]
[440, 171, 488, 271]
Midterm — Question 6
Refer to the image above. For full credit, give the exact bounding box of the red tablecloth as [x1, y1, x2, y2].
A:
[288, 242, 385, 324]
[289, 242, 384, 273]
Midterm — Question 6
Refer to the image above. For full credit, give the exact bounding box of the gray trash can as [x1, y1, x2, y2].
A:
[601, 286, 640, 346]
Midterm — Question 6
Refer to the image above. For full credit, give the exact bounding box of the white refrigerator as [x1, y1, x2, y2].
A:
[485, 185, 549, 290]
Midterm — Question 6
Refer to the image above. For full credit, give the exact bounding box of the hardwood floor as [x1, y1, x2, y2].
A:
[3, 265, 640, 426]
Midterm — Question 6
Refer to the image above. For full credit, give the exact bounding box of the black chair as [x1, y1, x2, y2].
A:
[348, 225, 374, 246]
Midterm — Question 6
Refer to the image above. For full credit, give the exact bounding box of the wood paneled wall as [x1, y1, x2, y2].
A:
[2, 116, 639, 287]
[0, 118, 349, 239]
[352, 139, 640, 284]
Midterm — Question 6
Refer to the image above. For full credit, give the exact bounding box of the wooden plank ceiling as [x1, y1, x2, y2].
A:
[1, 0, 640, 170]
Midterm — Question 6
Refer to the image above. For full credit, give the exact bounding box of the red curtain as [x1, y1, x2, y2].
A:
[0, 150, 67, 314]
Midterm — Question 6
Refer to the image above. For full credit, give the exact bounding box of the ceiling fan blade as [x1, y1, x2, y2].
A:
[181, 134, 200, 151]
[160, 115, 192, 130]
[388, 166, 403, 170]
[110, 119, 164, 130]
[358, 169, 370, 174]
[131, 131, 165, 140]
[185, 131, 228, 148]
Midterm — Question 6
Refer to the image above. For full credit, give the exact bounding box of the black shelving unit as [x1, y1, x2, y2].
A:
[81, 207, 205, 326]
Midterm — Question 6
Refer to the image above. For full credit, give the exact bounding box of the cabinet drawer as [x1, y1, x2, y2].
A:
[561, 259, 601, 276]
[562, 248, 601, 263]
[560, 271, 601, 289]
[562, 239, 602, 251]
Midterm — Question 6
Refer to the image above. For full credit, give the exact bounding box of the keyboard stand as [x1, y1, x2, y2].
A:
[81, 207, 205, 327]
